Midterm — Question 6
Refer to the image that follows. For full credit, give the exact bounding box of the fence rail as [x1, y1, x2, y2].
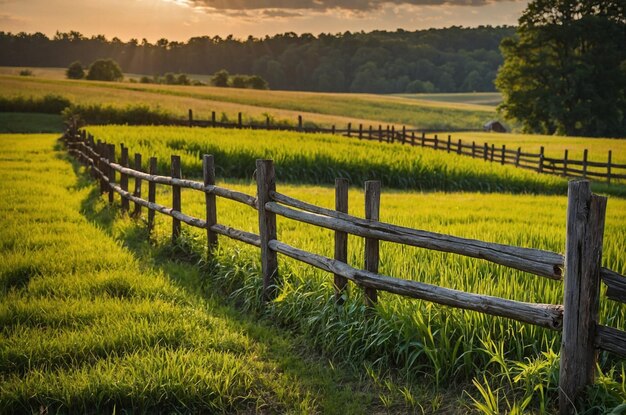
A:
[179, 109, 626, 184]
[64, 127, 626, 415]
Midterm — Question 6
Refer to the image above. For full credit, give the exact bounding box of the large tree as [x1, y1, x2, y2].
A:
[496, 0, 626, 137]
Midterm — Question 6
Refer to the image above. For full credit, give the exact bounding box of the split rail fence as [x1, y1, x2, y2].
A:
[183, 109, 626, 184]
[64, 127, 626, 415]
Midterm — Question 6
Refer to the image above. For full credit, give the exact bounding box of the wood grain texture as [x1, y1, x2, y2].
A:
[171, 155, 182, 242]
[203, 154, 218, 255]
[364, 181, 381, 306]
[256, 159, 278, 301]
[334, 178, 349, 303]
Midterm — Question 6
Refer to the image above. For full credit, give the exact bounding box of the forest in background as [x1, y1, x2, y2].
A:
[0, 26, 514, 94]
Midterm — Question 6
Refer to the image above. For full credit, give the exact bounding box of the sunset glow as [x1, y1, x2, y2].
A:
[0, 0, 529, 41]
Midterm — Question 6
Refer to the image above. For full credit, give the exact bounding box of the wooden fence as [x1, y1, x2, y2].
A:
[64, 127, 626, 415]
[183, 109, 626, 184]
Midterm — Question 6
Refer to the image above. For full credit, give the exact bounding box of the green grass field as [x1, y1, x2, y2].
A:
[80, 125, 626, 413]
[1, 133, 421, 414]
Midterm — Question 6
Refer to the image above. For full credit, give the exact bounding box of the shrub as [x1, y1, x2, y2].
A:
[139, 76, 153, 84]
[19, 69, 33, 77]
[86, 59, 123, 82]
[211, 69, 229, 87]
[231, 75, 247, 88]
[66, 61, 85, 79]
[62, 104, 176, 125]
[0, 94, 71, 113]
[246, 75, 269, 90]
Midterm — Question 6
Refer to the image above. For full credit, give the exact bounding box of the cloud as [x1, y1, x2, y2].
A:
[187, 0, 515, 13]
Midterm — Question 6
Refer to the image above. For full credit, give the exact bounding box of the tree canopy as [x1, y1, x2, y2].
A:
[0, 26, 514, 93]
[86, 59, 123, 82]
[496, 0, 626, 137]
[66, 61, 84, 79]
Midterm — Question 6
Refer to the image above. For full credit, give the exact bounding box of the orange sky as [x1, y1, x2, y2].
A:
[0, 0, 529, 41]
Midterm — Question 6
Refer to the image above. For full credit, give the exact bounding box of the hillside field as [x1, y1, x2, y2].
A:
[80, 125, 626, 412]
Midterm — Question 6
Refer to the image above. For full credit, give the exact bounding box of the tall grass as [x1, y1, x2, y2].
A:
[0, 133, 385, 414]
[84, 124, 626, 412]
[87, 125, 580, 195]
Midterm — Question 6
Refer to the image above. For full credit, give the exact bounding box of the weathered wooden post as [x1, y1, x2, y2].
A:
[582, 149, 588, 178]
[515, 147, 521, 167]
[171, 155, 182, 242]
[434, 134, 439, 150]
[390, 126, 395, 143]
[538, 146, 545, 173]
[188, 109, 193, 127]
[563, 150, 569, 177]
[446, 135, 451, 153]
[347, 123, 352, 137]
[402, 126, 407, 145]
[379, 125, 383, 142]
[471, 141, 476, 158]
[364, 180, 381, 307]
[211, 111, 216, 127]
[238, 112, 243, 128]
[386, 125, 391, 143]
[359, 124, 363, 140]
[266, 115, 270, 129]
[132, 153, 142, 217]
[369, 125, 373, 140]
[559, 180, 607, 415]
[256, 159, 278, 301]
[203, 155, 218, 256]
[501, 145, 506, 165]
[107, 144, 115, 204]
[421, 132, 425, 147]
[607, 150, 612, 185]
[332, 125, 336, 135]
[334, 178, 349, 304]
[147, 157, 157, 233]
[120, 144, 130, 213]
[458, 139, 462, 155]
[96, 140, 105, 193]
[298, 115, 303, 131]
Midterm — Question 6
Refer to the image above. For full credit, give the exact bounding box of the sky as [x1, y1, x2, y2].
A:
[0, 0, 529, 42]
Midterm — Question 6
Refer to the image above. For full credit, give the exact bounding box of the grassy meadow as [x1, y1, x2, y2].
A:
[80, 125, 626, 412]
[0, 73, 496, 130]
[0, 133, 412, 414]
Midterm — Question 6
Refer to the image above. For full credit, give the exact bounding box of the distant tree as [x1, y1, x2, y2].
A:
[19, 69, 33, 76]
[246, 75, 269, 90]
[405, 80, 435, 93]
[211, 69, 229, 87]
[66, 61, 84, 79]
[163, 72, 176, 84]
[176, 73, 190, 85]
[496, 0, 626, 137]
[231, 75, 247, 88]
[86, 59, 123, 82]
[139, 76, 153, 84]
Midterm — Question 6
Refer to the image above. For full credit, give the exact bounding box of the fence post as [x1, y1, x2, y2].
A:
[107, 144, 115, 204]
[188, 109, 193, 127]
[332, 125, 336, 135]
[456, 139, 461, 155]
[607, 150, 612, 185]
[411, 132, 415, 146]
[266, 115, 270, 129]
[447, 135, 451, 153]
[471, 141, 475, 158]
[563, 150, 569, 177]
[364, 180, 380, 307]
[238, 112, 242, 128]
[96, 140, 105, 193]
[421, 132, 425, 147]
[538, 146, 545, 173]
[390, 126, 395, 143]
[298, 115, 303, 131]
[212, 111, 216, 127]
[171, 155, 181, 242]
[491, 144, 495, 162]
[402, 126, 407, 145]
[386, 126, 390, 143]
[203, 155, 218, 255]
[120, 144, 130, 213]
[359, 124, 363, 140]
[256, 159, 278, 301]
[379, 125, 383, 142]
[434, 134, 439, 150]
[132, 153, 142, 217]
[334, 178, 349, 304]
[501, 145, 506, 165]
[347, 123, 352, 137]
[559, 180, 607, 415]
[582, 149, 588, 178]
[369, 125, 373, 140]
[148, 157, 157, 233]
[515, 147, 521, 167]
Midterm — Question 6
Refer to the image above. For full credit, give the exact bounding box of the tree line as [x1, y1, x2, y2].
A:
[0, 26, 514, 93]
